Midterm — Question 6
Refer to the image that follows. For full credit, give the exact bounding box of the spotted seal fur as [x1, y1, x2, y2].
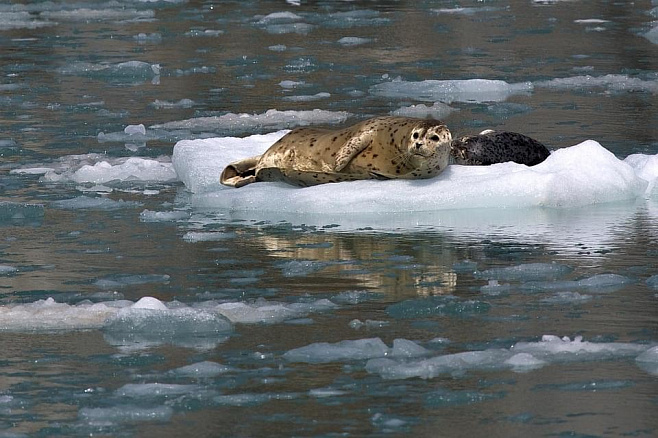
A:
[221, 116, 452, 188]
[451, 129, 550, 166]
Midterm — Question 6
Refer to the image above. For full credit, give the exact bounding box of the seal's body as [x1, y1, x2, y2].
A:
[221, 116, 452, 188]
[451, 130, 550, 166]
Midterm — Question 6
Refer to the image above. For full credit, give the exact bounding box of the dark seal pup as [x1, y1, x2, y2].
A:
[451, 130, 550, 166]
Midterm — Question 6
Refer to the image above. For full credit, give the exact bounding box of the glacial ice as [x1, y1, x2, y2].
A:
[0, 296, 340, 333]
[284, 338, 430, 363]
[173, 134, 656, 221]
[365, 336, 655, 380]
[170, 361, 235, 378]
[78, 405, 173, 425]
[370, 78, 534, 103]
[152, 109, 351, 134]
[391, 102, 457, 119]
[475, 263, 573, 281]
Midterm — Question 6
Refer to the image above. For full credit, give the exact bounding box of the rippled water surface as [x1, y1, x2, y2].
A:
[1, 1, 658, 437]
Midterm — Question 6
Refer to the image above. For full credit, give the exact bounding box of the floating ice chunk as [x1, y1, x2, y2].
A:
[337, 37, 372, 46]
[0, 12, 56, 30]
[182, 231, 236, 242]
[170, 361, 235, 378]
[256, 12, 304, 24]
[370, 77, 534, 103]
[215, 299, 336, 324]
[57, 61, 160, 80]
[624, 153, 658, 196]
[116, 383, 200, 398]
[132, 296, 168, 310]
[534, 74, 658, 93]
[279, 80, 305, 89]
[94, 275, 170, 289]
[574, 19, 611, 24]
[282, 92, 330, 102]
[79, 405, 173, 425]
[0, 202, 44, 222]
[539, 292, 593, 304]
[366, 349, 513, 380]
[534, 380, 634, 391]
[140, 210, 190, 222]
[155, 108, 351, 134]
[425, 388, 505, 407]
[317, 10, 390, 28]
[124, 124, 146, 135]
[480, 280, 513, 295]
[213, 392, 298, 406]
[269, 44, 288, 52]
[510, 335, 649, 361]
[504, 353, 547, 372]
[41, 8, 155, 22]
[391, 102, 457, 119]
[0, 265, 18, 275]
[0, 298, 119, 331]
[152, 99, 195, 109]
[278, 260, 328, 277]
[265, 23, 313, 34]
[62, 158, 176, 185]
[646, 275, 658, 289]
[431, 7, 507, 15]
[134, 32, 162, 43]
[185, 29, 224, 37]
[386, 295, 490, 319]
[309, 387, 348, 398]
[635, 346, 658, 375]
[643, 24, 658, 44]
[476, 263, 573, 281]
[390, 339, 431, 358]
[172, 137, 652, 222]
[284, 338, 390, 363]
[523, 274, 633, 293]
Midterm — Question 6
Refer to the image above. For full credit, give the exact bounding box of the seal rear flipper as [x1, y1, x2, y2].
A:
[220, 156, 260, 188]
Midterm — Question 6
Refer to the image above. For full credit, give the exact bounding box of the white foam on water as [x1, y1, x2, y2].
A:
[370, 77, 534, 103]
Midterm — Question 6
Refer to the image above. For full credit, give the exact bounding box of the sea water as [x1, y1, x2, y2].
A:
[1, 1, 658, 437]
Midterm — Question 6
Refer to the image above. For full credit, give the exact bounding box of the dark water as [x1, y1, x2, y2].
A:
[1, 1, 658, 437]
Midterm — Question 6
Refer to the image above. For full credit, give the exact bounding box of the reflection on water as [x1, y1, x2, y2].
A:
[1, 0, 658, 437]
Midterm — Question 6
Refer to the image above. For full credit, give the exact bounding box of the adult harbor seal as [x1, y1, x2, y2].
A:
[220, 116, 452, 188]
[451, 129, 550, 166]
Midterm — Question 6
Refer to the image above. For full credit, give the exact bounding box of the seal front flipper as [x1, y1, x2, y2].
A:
[221, 155, 261, 188]
[334, 133, 372, 172]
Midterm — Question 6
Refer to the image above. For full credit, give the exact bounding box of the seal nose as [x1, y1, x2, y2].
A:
[415, 142, 423, 149]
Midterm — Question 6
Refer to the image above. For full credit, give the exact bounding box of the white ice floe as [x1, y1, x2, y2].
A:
[534, 74, 658, 94]
[365, 335, 655, 380]
[370, 77, 534, 103]
[282, 92, 330, 102]
[79, 405, 173, 426]
[337, 37, 372, 46]
[0, 296, 338, 333]
[140, 210, 191, 222]
[12, 153, 177, 186]
[283, 337, 430, 363]
[151, 108, 351, 134]
[173, 135, 654, 213]
[391, 102, 457, 119]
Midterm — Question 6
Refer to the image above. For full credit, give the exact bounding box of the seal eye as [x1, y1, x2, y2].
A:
[430, 135, 440, 142]
[412, 132, 419, 139]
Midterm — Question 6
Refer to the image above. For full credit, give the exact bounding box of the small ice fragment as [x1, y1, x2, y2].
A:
[132, 296, 168, 310]
[79, 405, 173, 425]
[391, 339, 431, 358]
[283, 338, 390, 363]
[170, 361, 234, 378]
[124, 124, 146, 136]
[504, 353, 547, 372]
[0, 265, 18, 275]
